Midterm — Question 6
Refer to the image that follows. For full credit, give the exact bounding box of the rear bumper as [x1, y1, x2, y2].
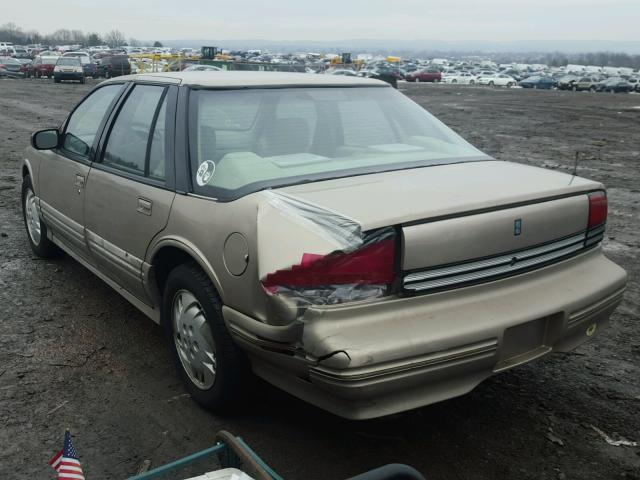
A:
[225, 248, 627, 419]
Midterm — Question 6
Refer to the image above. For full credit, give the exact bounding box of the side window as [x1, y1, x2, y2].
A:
[63, 84, 122, 159]
[102, 85, 167, 179]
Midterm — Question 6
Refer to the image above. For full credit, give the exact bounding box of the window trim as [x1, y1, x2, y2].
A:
[92, 81, 177, 191]
[57, 82, 127, 165]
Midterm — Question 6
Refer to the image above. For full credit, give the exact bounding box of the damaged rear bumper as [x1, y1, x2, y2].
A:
[224, 248, 627, 420]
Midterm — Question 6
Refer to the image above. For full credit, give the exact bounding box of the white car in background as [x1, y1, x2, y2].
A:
[443, 72, 477, 84]
[477, 73, 517, 87]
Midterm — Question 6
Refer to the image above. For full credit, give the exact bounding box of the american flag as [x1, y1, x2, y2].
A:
[49, 430, 85, 480]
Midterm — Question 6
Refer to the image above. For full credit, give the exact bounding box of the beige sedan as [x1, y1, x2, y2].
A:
[22, 72, 626, 419]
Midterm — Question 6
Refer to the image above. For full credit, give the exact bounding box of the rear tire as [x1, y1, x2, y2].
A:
[21, 175, 61, 258]
[163, 262, 251, 412]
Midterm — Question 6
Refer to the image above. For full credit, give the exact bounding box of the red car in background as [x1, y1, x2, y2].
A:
[28, 56, 58, 78]
[406, 68, 442, 82]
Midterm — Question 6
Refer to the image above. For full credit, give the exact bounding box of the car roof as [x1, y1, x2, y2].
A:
[100, 71, 389, 88]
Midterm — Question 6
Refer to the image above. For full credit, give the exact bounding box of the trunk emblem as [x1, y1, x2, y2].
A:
[514, 218, 522, 236]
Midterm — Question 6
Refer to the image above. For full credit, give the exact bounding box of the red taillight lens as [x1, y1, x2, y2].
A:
[588, 191, 607, 229]
[263, 238, 396, 293]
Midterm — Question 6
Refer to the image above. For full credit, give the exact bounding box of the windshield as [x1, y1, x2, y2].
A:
[189, 86, 489, 200]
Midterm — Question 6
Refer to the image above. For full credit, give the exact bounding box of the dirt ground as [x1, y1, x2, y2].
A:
[0, 78, 639, 480]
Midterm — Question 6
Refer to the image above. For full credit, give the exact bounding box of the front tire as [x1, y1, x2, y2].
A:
[22, 175, 60, 258]
[163, 262, 250, 411]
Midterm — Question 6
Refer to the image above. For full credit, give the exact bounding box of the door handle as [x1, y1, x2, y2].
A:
[74, 174, 85, 193]
[137, 198, 152, 216]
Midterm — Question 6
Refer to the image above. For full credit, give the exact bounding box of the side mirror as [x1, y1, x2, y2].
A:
[31, 128, 60, 150]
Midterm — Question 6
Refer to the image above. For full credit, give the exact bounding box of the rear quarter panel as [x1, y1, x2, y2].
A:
[147, 192, 271, 322]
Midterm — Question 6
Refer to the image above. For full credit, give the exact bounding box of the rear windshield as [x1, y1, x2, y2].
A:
[106, 56, 129, 65]
[188, 86, 489, 201]
[57, 58, 81, 66]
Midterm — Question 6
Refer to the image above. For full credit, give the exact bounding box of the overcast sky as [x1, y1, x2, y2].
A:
[4, 0, 639, 42]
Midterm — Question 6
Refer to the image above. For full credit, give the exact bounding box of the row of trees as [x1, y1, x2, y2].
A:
[489, 51, 640, 70]
[406, 50, 640, 70]
[0, 22, 163, 48]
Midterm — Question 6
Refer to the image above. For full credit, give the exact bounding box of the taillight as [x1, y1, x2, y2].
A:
[588, 191, 607, 229]
[585, 191, 607, 248]
[262, 228, 397, 305]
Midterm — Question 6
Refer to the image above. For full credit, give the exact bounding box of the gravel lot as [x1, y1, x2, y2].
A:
[1, 78, 639, 480]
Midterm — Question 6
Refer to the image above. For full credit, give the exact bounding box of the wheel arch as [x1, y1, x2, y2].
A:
[22, 158, 37, 193]
[146, 239, 226, 317]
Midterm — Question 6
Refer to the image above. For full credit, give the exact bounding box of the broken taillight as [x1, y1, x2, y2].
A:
[262, 228, 397, 305]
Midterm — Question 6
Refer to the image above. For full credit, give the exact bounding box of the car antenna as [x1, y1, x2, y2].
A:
[572, 151, 580, 177]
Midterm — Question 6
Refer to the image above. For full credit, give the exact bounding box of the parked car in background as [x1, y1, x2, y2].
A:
[477, 73, 516, 87]
[22, 71, 626, 420]
[501, 69, 523, 81]
[327, 69, 358, 76]
[96, 55, 131, 78]
[53, 56, 85, 83]
[443, 72, 477, 84]
[29, 56, 58, 78]
[572, 77, 600, 92]
[595, 77, 633, 93]
[63, 51, 97, 78]
[519, 76, 557, 89]
[12, 47, 31, 59]
[557, 75, 581, 90]
[183, 64, 223, 72]
[0, 56, 26, 78]
[405, 68, 442, 82]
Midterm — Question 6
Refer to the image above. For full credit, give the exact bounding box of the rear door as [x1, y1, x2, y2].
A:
[38, 83, 125, 264]
[84, 83, 177, 304]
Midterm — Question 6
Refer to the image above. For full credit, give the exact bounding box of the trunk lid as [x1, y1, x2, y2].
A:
[278, 160, 602, 280]
[280, 160, 600, 230]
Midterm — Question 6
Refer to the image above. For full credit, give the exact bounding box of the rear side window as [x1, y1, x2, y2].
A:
[102, 84, 168, 180]
[63, 84, 123, 159]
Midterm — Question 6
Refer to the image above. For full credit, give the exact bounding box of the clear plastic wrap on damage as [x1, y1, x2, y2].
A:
[257, 190, 396, 321]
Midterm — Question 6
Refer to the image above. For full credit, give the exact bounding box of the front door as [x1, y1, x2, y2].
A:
[84, 84, 176, 304]
[38, 83, 124, 264]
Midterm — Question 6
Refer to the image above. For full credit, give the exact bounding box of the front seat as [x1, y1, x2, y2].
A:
[257, 118, 310, 157]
